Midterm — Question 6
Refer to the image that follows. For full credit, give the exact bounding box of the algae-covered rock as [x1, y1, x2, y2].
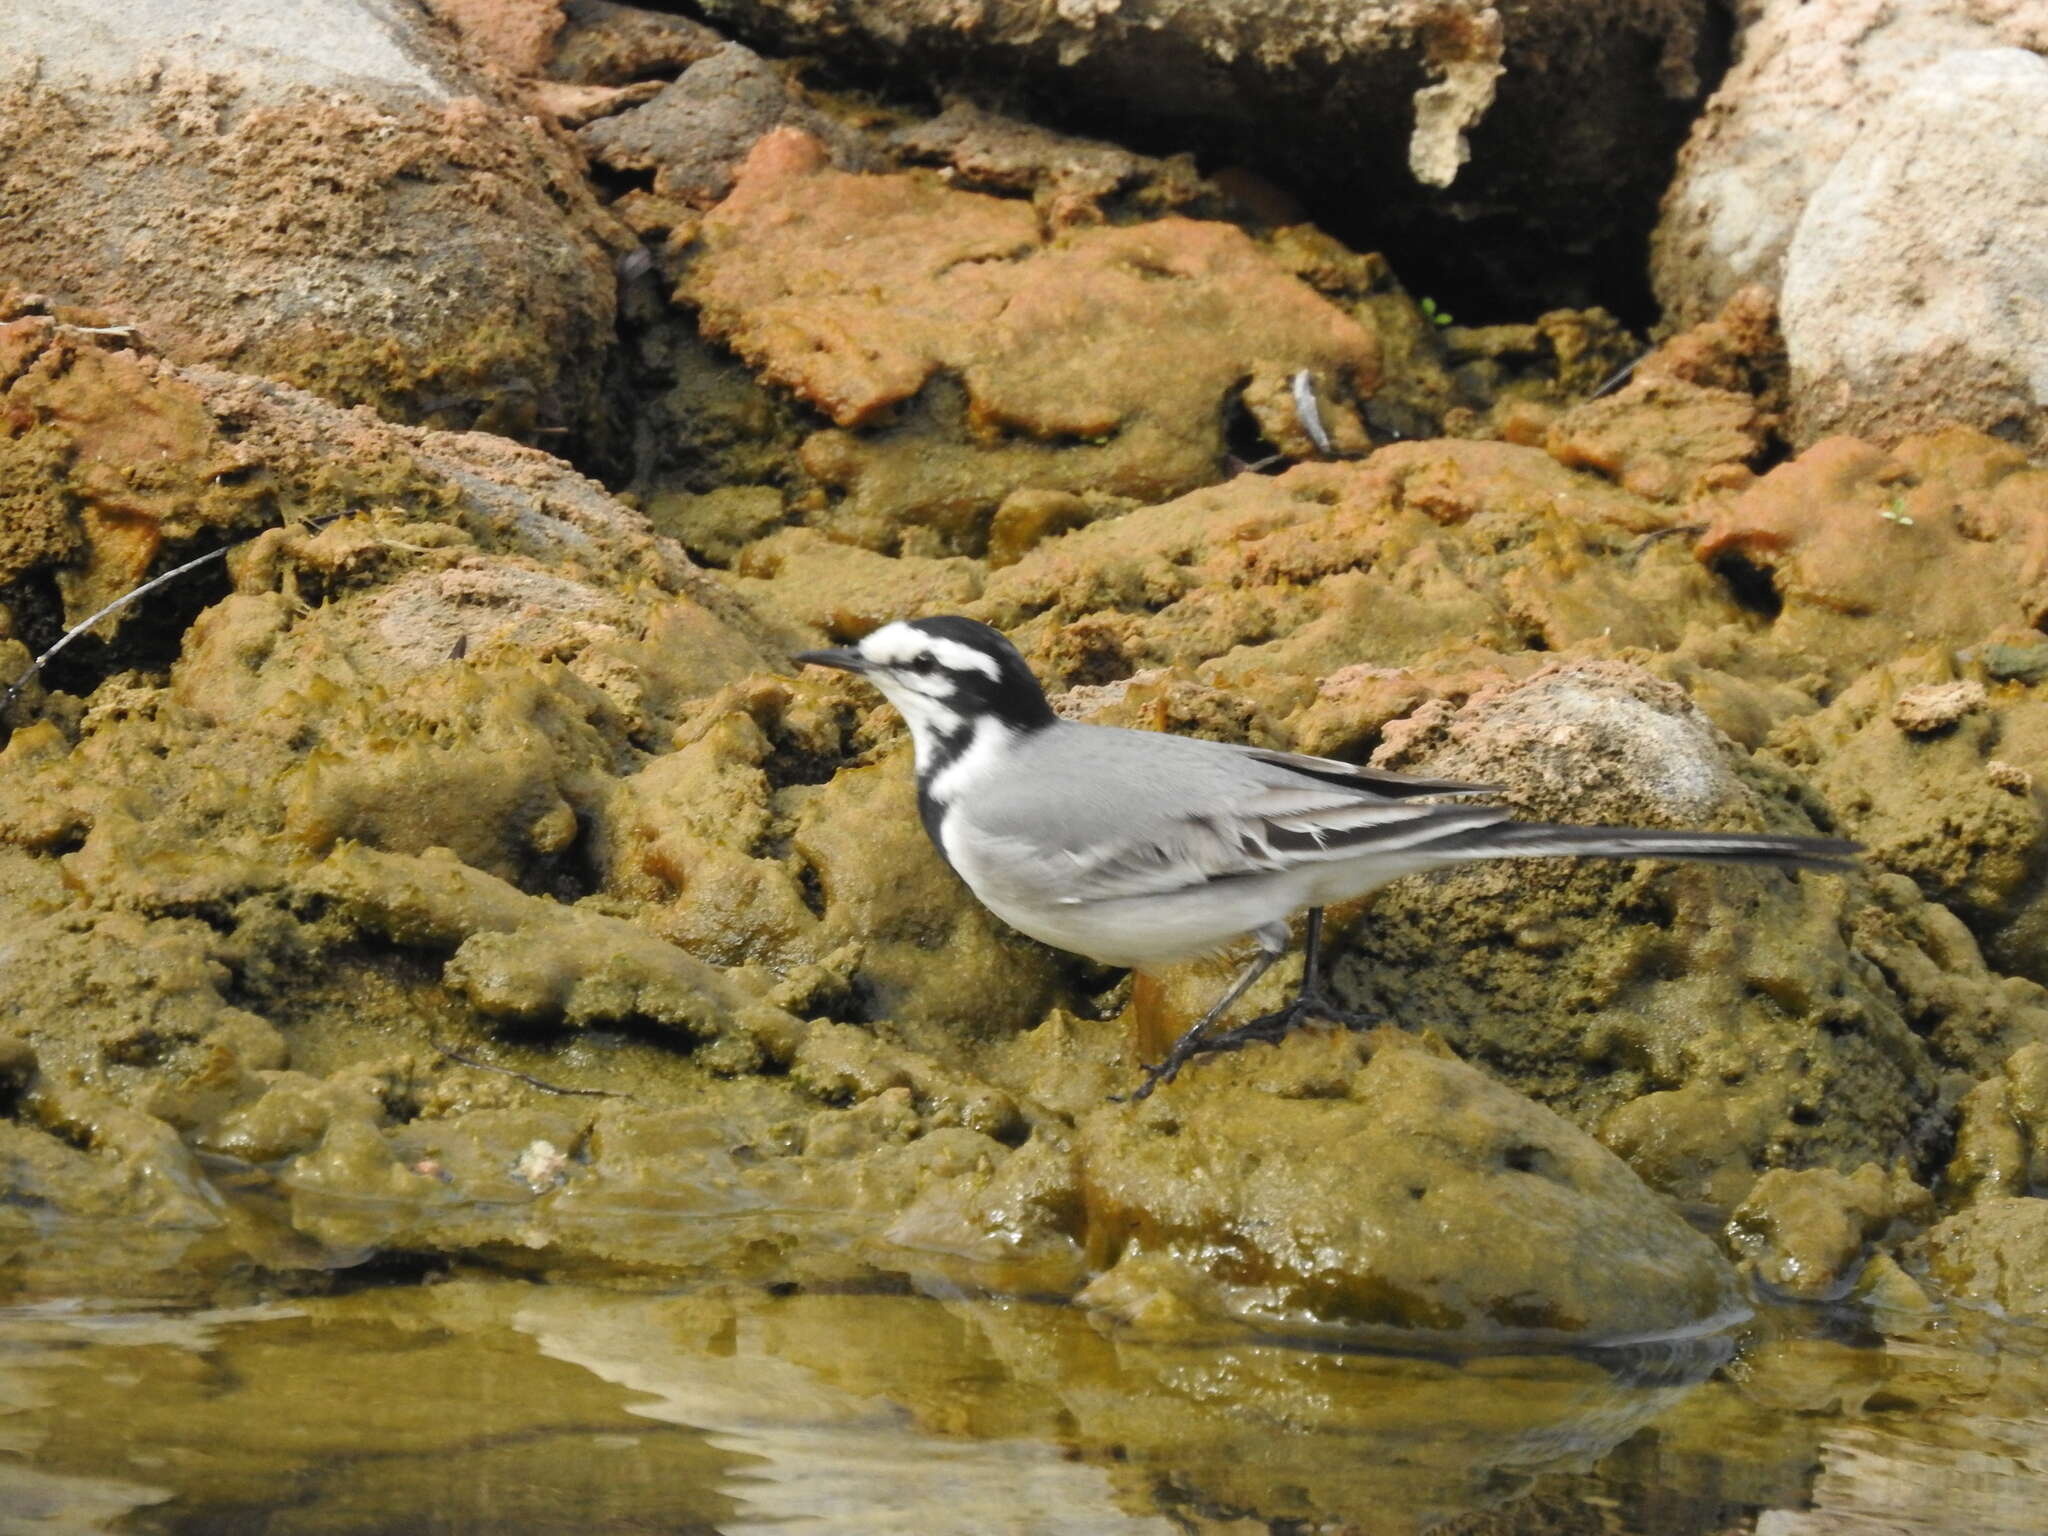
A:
[1727, 1164, 1932, 1302]
[305, 845, 803, 1074]
[0, 0, 625, 445]
[1545, 375, 1771, 503]
[1767, 654, 2048, 985]
[1920, 1197, 2048, 1316]
[976, 441, 1725, 692]
[1948, 1044, 2048, 1200]
[1352, 662, 1934, 1209]
[728, 527, 983, 640]
[595, 678, 1067, 1038]
[1071, 1035, 1743, 1344]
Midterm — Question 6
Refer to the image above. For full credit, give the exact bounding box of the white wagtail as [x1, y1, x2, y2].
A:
[796, 617, 1857, 1100]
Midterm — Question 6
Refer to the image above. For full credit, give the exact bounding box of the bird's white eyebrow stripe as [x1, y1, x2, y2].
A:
[923, 635, 1002, 677]
[860, 624, 1002, 679]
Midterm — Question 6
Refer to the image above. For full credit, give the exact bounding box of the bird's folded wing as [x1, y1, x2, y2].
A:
[1240, 747, 1498, 799]
[1051, 787, 1508, 903]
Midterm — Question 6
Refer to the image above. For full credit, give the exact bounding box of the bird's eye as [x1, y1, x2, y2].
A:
[907, 656, 936, 675]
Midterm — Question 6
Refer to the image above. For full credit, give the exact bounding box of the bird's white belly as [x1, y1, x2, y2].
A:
[970, 870, 1320, 969]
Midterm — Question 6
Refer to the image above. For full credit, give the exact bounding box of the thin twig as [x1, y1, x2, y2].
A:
[431, 1039, 632, 1100]
[1589, 351, 1648, 401]
[1, 513, 346, 713]
[1626, 522, 1708, 567]
[2, 546, 230, 712]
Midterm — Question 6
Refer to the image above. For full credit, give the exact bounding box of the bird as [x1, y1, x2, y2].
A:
[795, 616, 1857, 1101]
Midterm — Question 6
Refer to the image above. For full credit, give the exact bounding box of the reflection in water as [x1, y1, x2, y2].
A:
[516, 1291, 1177, 1535]
[517, 1288, 1728, 1533]
[1751, 1329, 2048, 1536]
[0, 1263, 2044, 1534]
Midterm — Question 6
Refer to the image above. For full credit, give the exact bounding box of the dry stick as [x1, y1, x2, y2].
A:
[1626, 522, 1709, 568]
[1589, 350, 1649, 401]
[0, 514, 345, 713]
[430, 1039, 633, 1100]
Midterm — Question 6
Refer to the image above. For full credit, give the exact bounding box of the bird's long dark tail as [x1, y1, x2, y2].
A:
[1425, 820, 1858, 873]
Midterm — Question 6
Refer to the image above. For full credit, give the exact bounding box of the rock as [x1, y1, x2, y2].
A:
[1892, 681, 1990, 737]
[676, 128, 1380, 553]
[890, 98, 1216, 227]
[728, 527, 983, 640]
[691, 0, 1720, 315]
[1779, 49, 2048, 454]
[1545, 375, 1770, 503]
[1948, 1043, 2048, 1198]
[976, 441, 1711, 690]
[1360, 661, 1937, 1209]
[644, 484, 789, 567]
[1767, 656, 2048, 987]
[1072, 1035, 1744, 1344]
[548, 0, 726, 85]
[420, 0, 565, 76]
[1727, 1163, 1932, 1300]
[1652, 0, 2048, 328]
[579, 43, 868, 208]
[594, 676, 1066, 1039]
[0, 334, 825, 1111]
[1920, 1196, 2048, 1315]
[0, 0, 624, 445]
[1694, 431, 2048, 685]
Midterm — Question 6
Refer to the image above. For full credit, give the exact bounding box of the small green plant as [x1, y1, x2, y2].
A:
[1879, 494, 1915, 527]
[1420, 296, 1454, 328]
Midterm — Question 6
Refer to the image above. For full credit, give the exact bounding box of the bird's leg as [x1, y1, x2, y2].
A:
[1195, 908, 1380, 1056]
[1296, 908, 1379, 1027]
[1112, 936, 1285, 1103]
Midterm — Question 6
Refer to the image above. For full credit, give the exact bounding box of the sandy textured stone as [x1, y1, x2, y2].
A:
[1653, 0, 2048, 328]
[1779, 48, 2048, 453]
[0, 0, 624, 444]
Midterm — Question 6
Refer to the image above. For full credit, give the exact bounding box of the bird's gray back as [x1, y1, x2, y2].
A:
[961, 721, 1368, 854]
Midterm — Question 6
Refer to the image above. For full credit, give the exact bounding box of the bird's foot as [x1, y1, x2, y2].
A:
[1108, 1038, 1202, 1104]
[1112, 990, 1380, 1102]
[1201, 989, 1379, 1054]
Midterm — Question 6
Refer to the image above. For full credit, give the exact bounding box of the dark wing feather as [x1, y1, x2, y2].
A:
[1053, 785, 1508, 903]
[1242, 746, 1498, 799]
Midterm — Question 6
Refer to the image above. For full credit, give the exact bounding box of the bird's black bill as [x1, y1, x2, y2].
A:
[793, 647, 867, 674]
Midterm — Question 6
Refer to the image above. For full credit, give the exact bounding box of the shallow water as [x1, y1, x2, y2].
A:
[5, 1234, 2047, 1536]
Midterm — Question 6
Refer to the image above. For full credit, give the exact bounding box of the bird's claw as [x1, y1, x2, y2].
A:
[1112, 991, 1381, 1102]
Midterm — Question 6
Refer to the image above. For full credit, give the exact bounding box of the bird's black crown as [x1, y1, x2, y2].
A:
[899, 616, 1057, 731]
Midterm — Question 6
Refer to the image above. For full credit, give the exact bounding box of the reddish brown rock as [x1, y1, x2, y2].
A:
[420, 0, 565, 75]
[1694, 431, 2048, 682]
[677, 129, 1380, 552]
[691, 0, 1720, 316]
